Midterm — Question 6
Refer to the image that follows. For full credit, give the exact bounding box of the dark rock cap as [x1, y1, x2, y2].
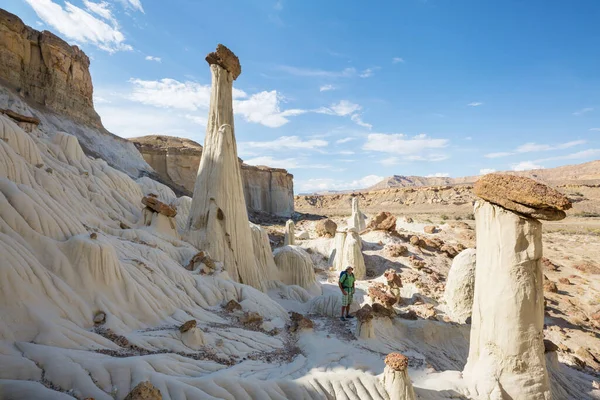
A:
[206, 44, 241, 80]
[474, 174, 572, 221]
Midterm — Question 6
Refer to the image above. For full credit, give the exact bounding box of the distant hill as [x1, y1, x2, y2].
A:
[367, 160, 600, 191]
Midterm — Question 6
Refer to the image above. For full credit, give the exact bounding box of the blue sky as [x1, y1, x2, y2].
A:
[5, 0, 600, 192]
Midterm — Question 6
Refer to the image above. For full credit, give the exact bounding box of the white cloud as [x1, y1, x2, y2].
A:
[485, 152, 514, 158]
[277, 65, 356, 78]
[82, 0, 115, 24]
[234, 91, 309, 128]
[590, 128, 600, 131]
[485, 140, 586, 158]
[573, 107, 593, 116]
[24, 0, 132, 53]
[468, 102, 483, 107]
[392, 57, 405, 64]
[243, 156, 330, 170]
[145, 55, 162, 62]
[241, 136, 327, 151]
[479, 168, 496, 175]
[117, 0, 144, 12]
[319, 84, 336, 92]
[338, 150, 355, 155]
[350, 114, 372, 129]
[93, 95, 110, 104]
[363, 133, 449, 155]
[336, 137, 355, 144]
[536, 149, 600, 163]
[184, 114, 207, 126]
[359, 68, 378, 78]
[426, 173, 450, 178]
[297, 174, 383, 193]
[318, 100, 361, 116]
[511, 161, 544, 171]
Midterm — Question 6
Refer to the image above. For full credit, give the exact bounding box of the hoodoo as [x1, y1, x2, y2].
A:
[186, 45, 267, 291]
[382, 353, 416, 400]
[348, 196, 366, 231]
[284, 219, 296, 246]
[464, 174, 572, 400]
[330, 228, 366, 280]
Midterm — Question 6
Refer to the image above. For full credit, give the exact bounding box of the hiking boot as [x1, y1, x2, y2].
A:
[345, 314, 355, 319]
[340, 316, 346, 322]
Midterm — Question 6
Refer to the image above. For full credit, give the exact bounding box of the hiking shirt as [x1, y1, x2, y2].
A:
[340, 273, 355, 294]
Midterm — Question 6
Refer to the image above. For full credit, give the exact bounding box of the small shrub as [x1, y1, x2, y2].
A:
[465, 213, 475, 220]
[440, 214, 449, 221]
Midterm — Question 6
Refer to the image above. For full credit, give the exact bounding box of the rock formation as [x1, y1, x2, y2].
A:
[348, 196, 366, 231]
[443, 248, 476, 323]
[130, 135, 295, 216]
[464, 174, 572, 400]
[315, 218, 337, 237]
[382, 353, 416, 400]
[284, 219, 296, 246]
[367, 211, 397, 231]
[355, 304, 375, 339]
[249, 222, 278, 285]
[330, 228, 366, 279]
[273, 245, 321, 296]
[186, 45, 267, 291]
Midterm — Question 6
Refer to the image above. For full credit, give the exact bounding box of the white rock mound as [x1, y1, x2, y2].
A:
[444, 248, 476, 323]
[330, 228, 366, 280]
[273, 245, 321, 296]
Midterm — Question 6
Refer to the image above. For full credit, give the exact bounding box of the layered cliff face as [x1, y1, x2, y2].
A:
[0, 9, 100, 128]
[0, 9, 150, 177]
[131, 135, 295, 217]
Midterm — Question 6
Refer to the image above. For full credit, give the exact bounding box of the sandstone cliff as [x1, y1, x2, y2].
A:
[0, 8, 149, 177]
[131, 135, 295, 217]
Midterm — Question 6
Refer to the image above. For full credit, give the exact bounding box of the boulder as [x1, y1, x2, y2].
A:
[444, 248, 476, 323]
[179, 320, 197, 333]
[289, 312, 314, 332]
[274, 245, 321, 295]
[224, 299, 242, 313]
[367, 212, 397, 231]
[142, 196, 177, 217]
[424, 225, 437, 234]
[124, 381, 162, 400]
[474, 174, 572, 221]
[315, 218, 337, 237]
[385, 244, 407, 257]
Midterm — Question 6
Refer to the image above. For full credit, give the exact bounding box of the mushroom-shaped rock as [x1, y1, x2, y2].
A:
[330, 228, 366, 280]
[464, 186, 556, 399]
[186, 46, 268, 291]
[273, 245, 321, 295]
[124, 381, 162, 400]
[179, 320, 204, 349]
[367, 211, 397, 231]
[444, 248, 476, 323]
[474, 173, 572, 221]
[316, 218, 337, 237]
[185, 251, 216, 273]
[368, 285, 397, 309]
[348, 197, 367, 231]
[284, 219, 296, 246]
[382, 353, 416, 400]
[355, 304, 375, 339]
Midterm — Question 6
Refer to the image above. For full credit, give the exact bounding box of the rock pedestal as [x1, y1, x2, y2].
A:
[330, 228, 366, 279]
[348, 197, 366, 231]
[284, 219, 296, 246]
[355, 304, 375, 339]
[382, 353, 416, 400]
[186, 45, 267, 291]
[464, 174, 571, 400]
[443, 248, 476, 323]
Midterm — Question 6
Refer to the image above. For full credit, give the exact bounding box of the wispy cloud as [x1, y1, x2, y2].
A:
[117, 0, 144, 13]
[485, 140, 586, 158]
[392, 57, 405, 64]
[426, 173, 450, 178]
[511, 161, 544, 171]
[479, 168, 496, 175]
[468, 102, 483, 107]
[359, 67, 379, 78]
[241, 136, 327, 151]
[319, 84, 336, 92]
[536, 149, 600, 163]
[24, 0, 133, 53]
[297, 174, 383, 193]
[145, 56, 161, 62]
[590, 128, 600, 132]
[350, 114, 372, 129]
[364, 133, 449, 155]
[573, 107, 594, 116]
[336, 137, 355, 144]
[277, 65, 356, 78]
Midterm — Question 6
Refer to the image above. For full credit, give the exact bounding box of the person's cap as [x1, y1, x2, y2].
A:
[346, 266, 353, 270]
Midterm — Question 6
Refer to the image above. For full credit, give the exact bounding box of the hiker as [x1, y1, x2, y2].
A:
[339, 266, 356, 321]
